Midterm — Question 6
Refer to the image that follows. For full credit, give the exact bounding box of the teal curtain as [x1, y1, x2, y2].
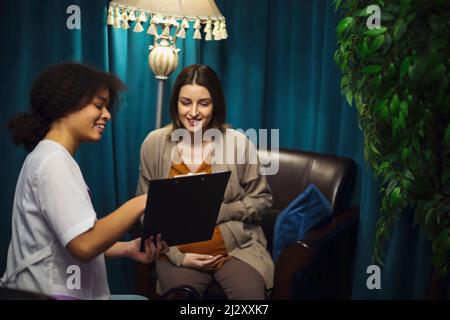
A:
[0, 0, 446, 298]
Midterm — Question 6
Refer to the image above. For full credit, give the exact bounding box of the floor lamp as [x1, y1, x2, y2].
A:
[106, 0, 228, 129]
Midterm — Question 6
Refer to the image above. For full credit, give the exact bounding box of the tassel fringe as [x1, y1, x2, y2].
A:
[134, 19, 144, 33]
[107, 5, 228, 41]
[128, 11, 136, 21]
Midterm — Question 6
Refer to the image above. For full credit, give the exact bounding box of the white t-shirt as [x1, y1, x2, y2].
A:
[0, 140, 110, 299]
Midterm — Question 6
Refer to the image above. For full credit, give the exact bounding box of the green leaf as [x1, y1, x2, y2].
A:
[379, 162, 390, 172]
[404, 169, 414, 181]
[388, 63, 396, 78]
[400, 101, 408, 117]
[355, 95, 365, 109]
[393, 19, 407, 41]
[356, 8, 372, 17]
[390, 187, 402, 205]
[346, 90, 353, 106]
[392, 122, 399, 137]
[382, 33, 392, 54]
[357, 77, 366, 89]
[386, 179, 398, 196]
[390, 95, 400, 115]
[408, 58, 427, 82]
[333, 0, 343, 11]
[369, 142, 381, 156]
[340, 75, 349, 90]
[371, 35, 385, 52]
[373, 75, 382, 90]
[401, 147, 410, 162]
[365, 27, 387, 36]
[337, 17, 354, 36]
[381, 104, 389, 120]
[361, 38, 370, 58]
[362, 65, 382, 74]
[400, 57, 411, 78]
[376, 98, 389, 119]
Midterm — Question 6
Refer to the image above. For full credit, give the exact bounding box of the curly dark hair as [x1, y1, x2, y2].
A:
[8, 62, 126, 151]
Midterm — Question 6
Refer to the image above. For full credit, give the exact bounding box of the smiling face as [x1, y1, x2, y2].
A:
[178, 84, 213, 133]
[64, 87, 111, 143]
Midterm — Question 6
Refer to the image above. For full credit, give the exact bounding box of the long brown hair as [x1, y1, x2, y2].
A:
[169, 64, 227, 131]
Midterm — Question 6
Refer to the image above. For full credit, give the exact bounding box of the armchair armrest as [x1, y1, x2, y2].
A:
[271, 206, 359, 300]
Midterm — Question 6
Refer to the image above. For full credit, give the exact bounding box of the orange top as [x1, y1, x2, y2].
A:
[163, 160, 230, 271]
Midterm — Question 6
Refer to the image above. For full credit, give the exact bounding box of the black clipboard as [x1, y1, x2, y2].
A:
[140, 171, 231, 250]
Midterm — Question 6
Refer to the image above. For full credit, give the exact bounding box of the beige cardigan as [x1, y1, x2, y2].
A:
[136, 125, 274, 289]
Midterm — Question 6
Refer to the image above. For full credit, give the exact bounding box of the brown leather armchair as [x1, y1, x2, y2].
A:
[134, 148, 359, 300]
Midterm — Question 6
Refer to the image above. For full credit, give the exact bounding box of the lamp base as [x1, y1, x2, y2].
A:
[148, 38, 179, 80]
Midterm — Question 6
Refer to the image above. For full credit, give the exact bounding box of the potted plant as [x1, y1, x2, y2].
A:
[334, 0, 449, 297]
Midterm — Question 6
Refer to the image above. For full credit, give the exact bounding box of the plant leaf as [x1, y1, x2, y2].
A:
[401, 147, 410, 163]
[371, 35, 385, 52]
[365, 27, 387, 36]
[400, 101, 408, 117]
[390, 95, 400, 115]
[333, 0, 343, 11]
[400, 57, 411, 78]
[386, 179, 398, 196]
[393, 18, 407, 41]
[390, 187, 402, 205]
[362, 65, 382, 74]
[404, 169, 414, 181]
[346, 90, 353, 106]
[337, 17, 354, 36]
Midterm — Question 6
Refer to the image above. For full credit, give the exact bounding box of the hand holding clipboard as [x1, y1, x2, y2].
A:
[140, 171, 231, 251]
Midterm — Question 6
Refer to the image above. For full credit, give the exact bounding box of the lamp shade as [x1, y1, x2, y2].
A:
[107, 0, 228, 41]
[110, 0, 224, 20]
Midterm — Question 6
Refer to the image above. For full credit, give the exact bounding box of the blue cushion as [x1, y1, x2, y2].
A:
[272, 184, 332, 262]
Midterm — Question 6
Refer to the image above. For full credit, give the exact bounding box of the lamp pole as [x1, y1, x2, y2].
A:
[155, 79, 164, 129]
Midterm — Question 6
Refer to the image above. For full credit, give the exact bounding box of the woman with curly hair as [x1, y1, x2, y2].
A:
[1, 62, 167, 300]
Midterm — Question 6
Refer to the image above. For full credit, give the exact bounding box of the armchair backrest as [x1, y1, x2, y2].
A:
[260, 148, 356, 213]
[258, 148, 356, 252]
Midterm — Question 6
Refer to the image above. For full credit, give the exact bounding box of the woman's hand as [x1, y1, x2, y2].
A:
[181, 253, 223, 271]
[126, 234, 169, 264]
